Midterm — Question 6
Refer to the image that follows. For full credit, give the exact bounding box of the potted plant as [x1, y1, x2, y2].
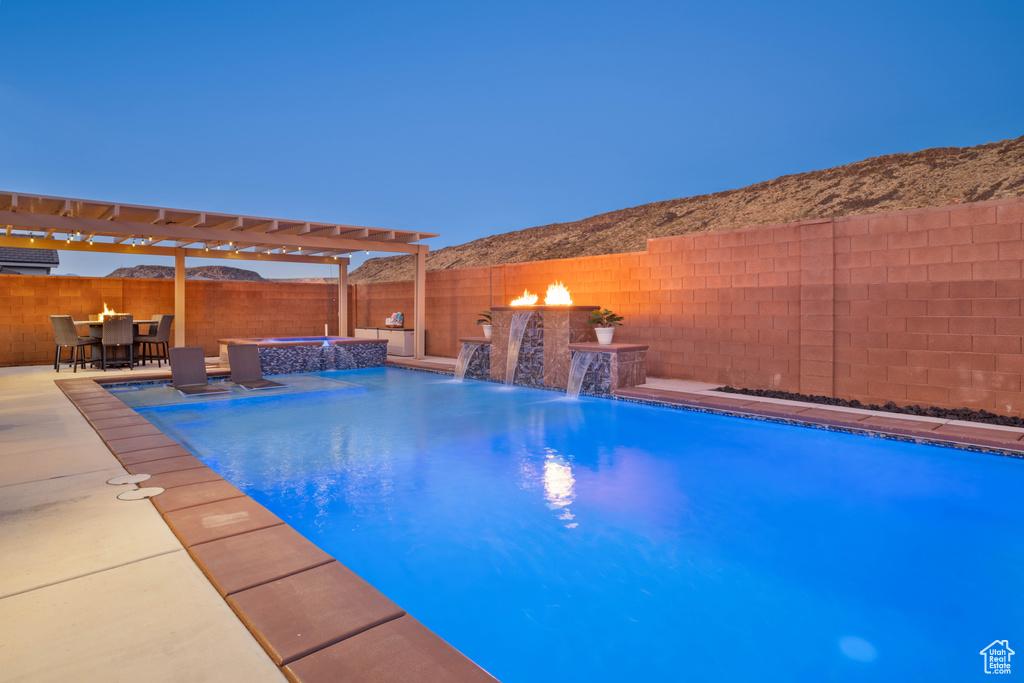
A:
[477, 310, 493, 339]
[588, 308, 623, 344]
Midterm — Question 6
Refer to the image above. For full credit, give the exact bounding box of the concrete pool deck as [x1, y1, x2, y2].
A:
[3, 358, 1023, 679]
[0, 364, 286, 682]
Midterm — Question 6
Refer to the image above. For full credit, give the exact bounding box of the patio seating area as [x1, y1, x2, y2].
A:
[49, 313, 176, 373]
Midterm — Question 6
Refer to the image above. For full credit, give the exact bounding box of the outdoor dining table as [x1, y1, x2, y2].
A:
[72, 319, 157, 366]
[72, 319, 157, 336]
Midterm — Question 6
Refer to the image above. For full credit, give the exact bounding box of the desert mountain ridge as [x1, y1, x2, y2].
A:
[107, 265, 265, 281]
[350, 135, 1024, 283]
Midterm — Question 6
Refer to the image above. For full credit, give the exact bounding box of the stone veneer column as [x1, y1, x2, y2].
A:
[567, 343, 649, 394]
[543, 309, 596, 388]
[488, 305, 599, 387]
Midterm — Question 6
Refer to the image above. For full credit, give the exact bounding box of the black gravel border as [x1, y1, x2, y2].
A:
[716, 386, 1024, 428]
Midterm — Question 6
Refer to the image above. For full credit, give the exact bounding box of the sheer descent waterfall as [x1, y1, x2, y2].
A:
[566, 351, 598, 398]
[505, 311, 533, 385]
[455, 343, 481, 381]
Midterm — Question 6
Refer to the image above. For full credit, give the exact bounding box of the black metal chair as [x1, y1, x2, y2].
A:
[100, 314, 135, 371]
[135, 314, 174, 367]
[49, 315, 99, 373]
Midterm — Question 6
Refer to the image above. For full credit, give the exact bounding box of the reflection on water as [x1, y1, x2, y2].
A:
[519, 447, 579, 529]
[544, 457, 575, 507]
[545, 457, 578, 529]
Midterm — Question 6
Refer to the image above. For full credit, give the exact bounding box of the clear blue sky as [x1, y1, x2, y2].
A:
[2, 0, 1022, 277]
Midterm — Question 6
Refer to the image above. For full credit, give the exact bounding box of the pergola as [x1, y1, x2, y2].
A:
[0, 191, 435, 358]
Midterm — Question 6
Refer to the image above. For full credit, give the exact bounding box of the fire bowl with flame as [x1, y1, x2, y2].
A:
[97, 303, 126, 321]
[499, 282, 595, 310]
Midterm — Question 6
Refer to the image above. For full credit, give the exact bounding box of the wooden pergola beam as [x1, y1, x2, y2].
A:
[0, 211, 422, 255]
[0, 235, 349, 264]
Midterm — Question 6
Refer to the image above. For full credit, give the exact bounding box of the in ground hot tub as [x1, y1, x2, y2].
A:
[218, 336, 388, 375]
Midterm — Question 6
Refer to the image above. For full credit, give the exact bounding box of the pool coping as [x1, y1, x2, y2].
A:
[610, 386, 1024, 458]
[54, 372, 498, 683]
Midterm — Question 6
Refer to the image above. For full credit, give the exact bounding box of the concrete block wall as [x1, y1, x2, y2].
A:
[351, 266, 494, 356]
[830, 201, 1024, 415]
[0, 277, 338, 364]
[349, 196, 1024, 416]
[3, 195, 1022, 416]
[184, 280, 340, 349]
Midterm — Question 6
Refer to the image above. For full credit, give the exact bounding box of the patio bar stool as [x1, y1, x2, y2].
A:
[100, 314, 136, 371]
[135, 314, 174, 367]
[49, 315, 100, 373]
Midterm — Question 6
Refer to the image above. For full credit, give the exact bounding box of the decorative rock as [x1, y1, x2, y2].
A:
[718, 386, 1024, 427]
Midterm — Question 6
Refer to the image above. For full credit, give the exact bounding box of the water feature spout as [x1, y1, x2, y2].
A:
[505, 311, 533, 385]
[566, 351, 598, 398]
[455, 343, 481, 381]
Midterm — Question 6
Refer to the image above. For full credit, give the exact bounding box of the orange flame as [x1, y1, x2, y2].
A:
[510, 289, 538, 306]
[98, 303, 121, 322]
[544, 282, 572, 305]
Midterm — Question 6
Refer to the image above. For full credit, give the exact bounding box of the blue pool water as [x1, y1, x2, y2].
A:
[132, 368, 1023, 682]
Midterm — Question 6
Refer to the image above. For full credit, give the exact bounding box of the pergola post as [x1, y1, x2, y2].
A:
[337, 262, 348, 336]
[174, 249, 185, 347]
[414, 245, 427, 359]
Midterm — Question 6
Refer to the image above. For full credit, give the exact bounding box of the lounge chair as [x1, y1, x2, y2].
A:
[228, 344, 288, 390]
[168, 346, 231, 397]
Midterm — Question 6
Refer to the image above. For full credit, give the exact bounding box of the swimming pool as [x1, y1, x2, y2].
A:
[129, 367, 1024, 682]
